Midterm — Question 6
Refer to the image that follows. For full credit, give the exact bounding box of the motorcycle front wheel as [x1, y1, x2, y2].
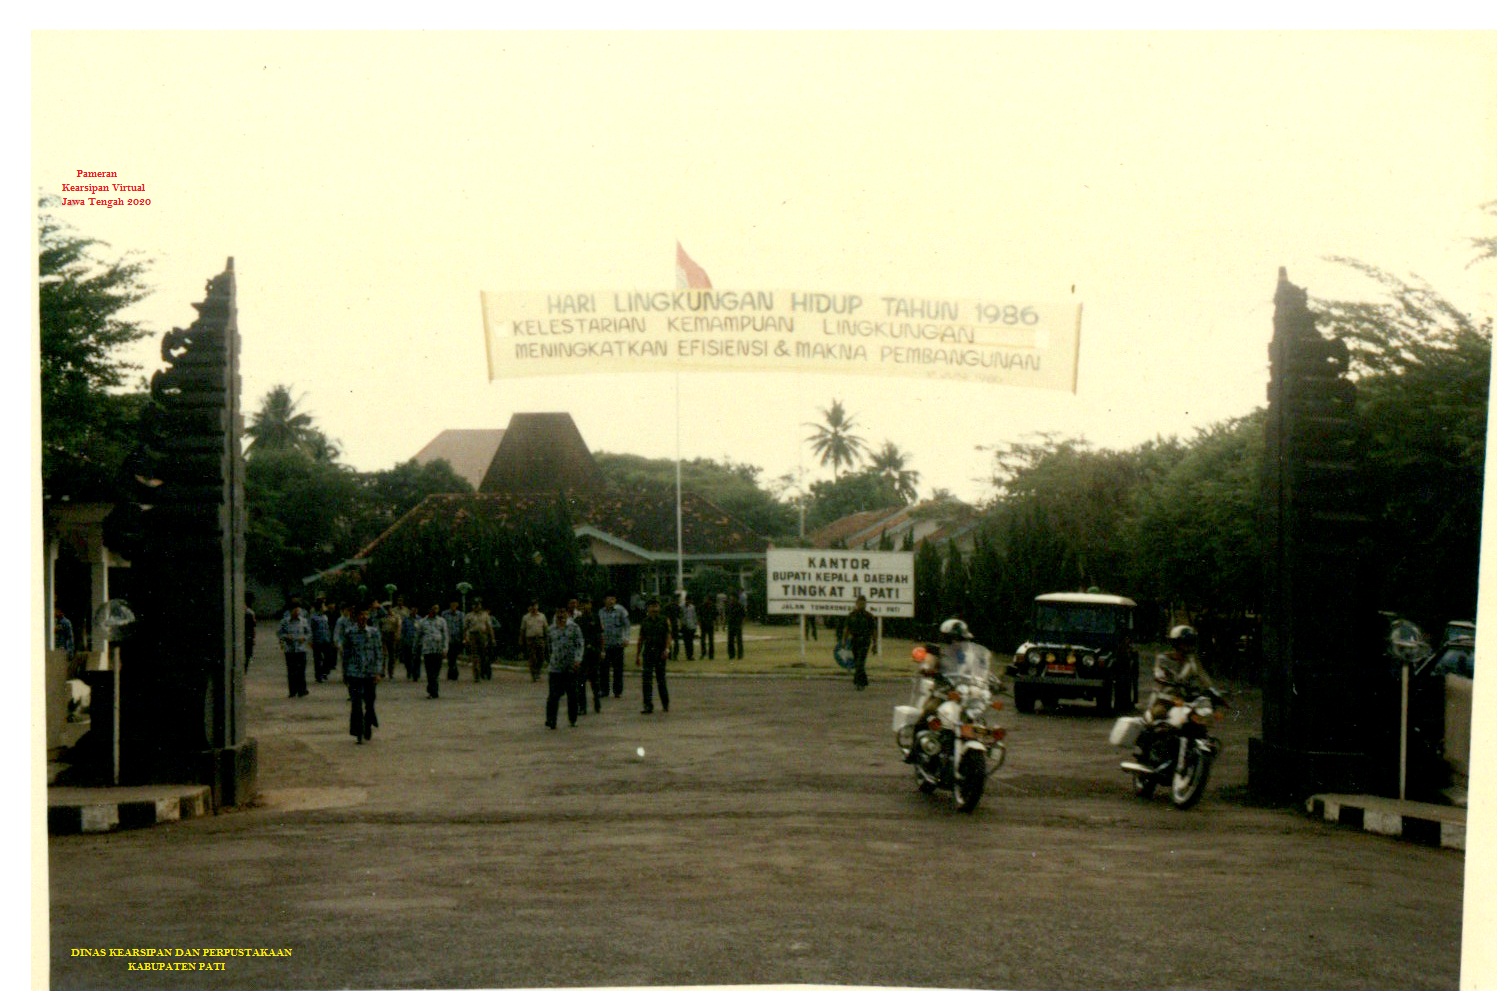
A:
[953, 749, 987, 813]
[914, 762, 938, 794]
[1170, 748, 1211, 809]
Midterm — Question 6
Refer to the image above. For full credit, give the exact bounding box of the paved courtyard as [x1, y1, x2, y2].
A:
[46, 634, 1468, 990]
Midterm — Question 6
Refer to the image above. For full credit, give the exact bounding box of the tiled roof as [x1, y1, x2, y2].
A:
[356, 487, 768, 561]
[411, 429, 506, 489]
[808, 507, 907, 548]
[810, 503, 978, 551]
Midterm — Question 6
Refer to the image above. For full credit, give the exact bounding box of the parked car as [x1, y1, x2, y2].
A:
[1008, 592, 1139, 715]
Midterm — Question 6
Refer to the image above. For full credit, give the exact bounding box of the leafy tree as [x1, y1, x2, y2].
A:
[1314, 261, 1493, 630]
[38, 201, 155, 495]
[805, 399, 867, 478]
[913, 538, 944, 632]
[867, 440, 920, 503]
[806, 470, 906, 531]
[244, 447, 366, 592]
[363, 458, 473, 526]
[245, 384, 339, 460]
[1123, 412, 1265, 616]
[595, 452, 795, 539]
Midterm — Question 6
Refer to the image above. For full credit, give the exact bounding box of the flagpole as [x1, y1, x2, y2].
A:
[675, 370, 684, 600]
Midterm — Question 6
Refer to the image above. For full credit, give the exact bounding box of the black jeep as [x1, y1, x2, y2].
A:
[1009, 592, 1139, 714]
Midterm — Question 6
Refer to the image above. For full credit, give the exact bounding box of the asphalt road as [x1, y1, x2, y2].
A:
[47, 644, 1466, 990]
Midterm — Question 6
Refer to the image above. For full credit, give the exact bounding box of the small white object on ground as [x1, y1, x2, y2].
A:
[636, 747, 645, 758]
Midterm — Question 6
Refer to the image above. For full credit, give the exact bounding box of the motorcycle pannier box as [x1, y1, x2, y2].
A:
[892, 705, 922, 732]
[1108, 716, 1143, 747]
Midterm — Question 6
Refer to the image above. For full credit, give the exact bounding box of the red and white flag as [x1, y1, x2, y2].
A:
[675, 242, 712, 289]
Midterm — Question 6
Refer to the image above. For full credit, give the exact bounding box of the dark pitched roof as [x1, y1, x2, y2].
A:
[477, 413, 605, 494]
[810, 502, 979, 551]
[356, 487, 767, 562]
[411, 429, 507, 489]
[808, 507, 908, 549]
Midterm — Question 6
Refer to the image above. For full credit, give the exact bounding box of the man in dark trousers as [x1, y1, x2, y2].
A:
[598, 593, 631, 698]
[697, 594, 718, 659]
[726, 592, 746, 660]
[574, 595, 602, 716]
[544, 607, 583, 729]
[841, 594, 878, 690]
[635, 598, 675, 714]
[341, 607, 382, 744]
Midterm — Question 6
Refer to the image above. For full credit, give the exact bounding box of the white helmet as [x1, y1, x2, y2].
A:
[939, 618, 973, 641]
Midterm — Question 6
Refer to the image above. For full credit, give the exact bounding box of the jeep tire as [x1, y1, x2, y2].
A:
[1013, 682, 1036, 714]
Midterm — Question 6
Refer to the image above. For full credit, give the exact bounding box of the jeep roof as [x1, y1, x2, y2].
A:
[1033, 592, 1136, 607]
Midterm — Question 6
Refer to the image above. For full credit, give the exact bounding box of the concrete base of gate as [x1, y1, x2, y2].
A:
[1306, 792, 1467, 850]
[47, 784, 212, 835]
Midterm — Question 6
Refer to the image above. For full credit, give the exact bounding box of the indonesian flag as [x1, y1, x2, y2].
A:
[675, 242, 712, 289]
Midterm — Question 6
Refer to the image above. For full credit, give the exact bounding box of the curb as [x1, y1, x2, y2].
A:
[47, 786, 213, 836]
[1306, 792, 1466, 850]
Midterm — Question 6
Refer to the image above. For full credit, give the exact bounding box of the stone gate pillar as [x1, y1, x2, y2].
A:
[1248, 268, 1377, 800]
[107, 259, 256, 807]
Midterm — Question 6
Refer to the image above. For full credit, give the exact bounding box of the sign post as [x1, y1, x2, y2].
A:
[766, 548, 915, 628]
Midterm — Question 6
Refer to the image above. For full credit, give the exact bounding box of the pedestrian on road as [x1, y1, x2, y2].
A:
[485, 607, 502, 679]
[698, 594, 718, 659]
[442, 600, 465, 681]
[417, 603, 451, 698]
[380, 602, 403, 679]
[519, 600, 548, 682]
[277, 600, 312, 698]
[243, 594, 256, 672]
[54, 605, 75, 659]
[465, 601, 494, 682]
[678, 595, 698, 663]
[635, 598, 674, 714]
[598, 593, 630, 698]
[400, 604, 421, 681]
[726, 593, 745, 660]
[341, 607, 383, 740]
[842, 595, 877, 691]
[544, 606, 584, 729]
[574, 595, 602, 716]
[310, 599, 335, 683]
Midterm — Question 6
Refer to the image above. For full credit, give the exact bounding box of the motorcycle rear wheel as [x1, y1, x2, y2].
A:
[1132, 772, 1158, 799]
[953, 749, 987, 813]
[1170, 749, 1211, 809]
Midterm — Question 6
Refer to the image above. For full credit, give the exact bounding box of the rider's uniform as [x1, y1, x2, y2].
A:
[1145, 649, 1215, 723]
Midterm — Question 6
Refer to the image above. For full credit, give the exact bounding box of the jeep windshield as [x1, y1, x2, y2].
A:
[1032, 602, 1125, 646]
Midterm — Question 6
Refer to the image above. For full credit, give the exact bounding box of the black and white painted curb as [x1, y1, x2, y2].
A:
[1306, 793, 1467, 850]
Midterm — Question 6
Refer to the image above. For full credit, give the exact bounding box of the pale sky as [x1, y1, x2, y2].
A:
[30, 31, 1497, 504]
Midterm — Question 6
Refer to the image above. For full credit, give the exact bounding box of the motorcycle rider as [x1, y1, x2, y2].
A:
[903, 618, 980, 770]
[1136, 624, 1215, 764]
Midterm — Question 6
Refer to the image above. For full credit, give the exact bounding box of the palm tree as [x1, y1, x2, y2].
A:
[868, 440, 919, 503]
[245, 384, 334, 459]
[804, 399, 866, 479]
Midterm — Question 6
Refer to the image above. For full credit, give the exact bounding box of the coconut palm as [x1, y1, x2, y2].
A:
[868, 440, 920, 503]
[804, 399, 867, 479]
[245, 384, 336, 459]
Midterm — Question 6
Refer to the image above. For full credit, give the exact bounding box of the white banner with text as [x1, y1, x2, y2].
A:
[481, 290, 1081, 390]
[765, 548, 916, 618]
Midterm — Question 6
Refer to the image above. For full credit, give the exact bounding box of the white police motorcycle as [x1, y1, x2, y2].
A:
[893, 620, 1007, 813]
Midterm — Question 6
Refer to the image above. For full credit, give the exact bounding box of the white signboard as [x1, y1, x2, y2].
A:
[766, 548, 915, 617]
[481, 289, 1082, 391]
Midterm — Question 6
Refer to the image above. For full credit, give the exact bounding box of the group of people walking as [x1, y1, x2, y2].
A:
[268, 588, 751, 744]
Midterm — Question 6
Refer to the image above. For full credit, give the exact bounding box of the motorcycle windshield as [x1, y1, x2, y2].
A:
[942, 642, 992, 687]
